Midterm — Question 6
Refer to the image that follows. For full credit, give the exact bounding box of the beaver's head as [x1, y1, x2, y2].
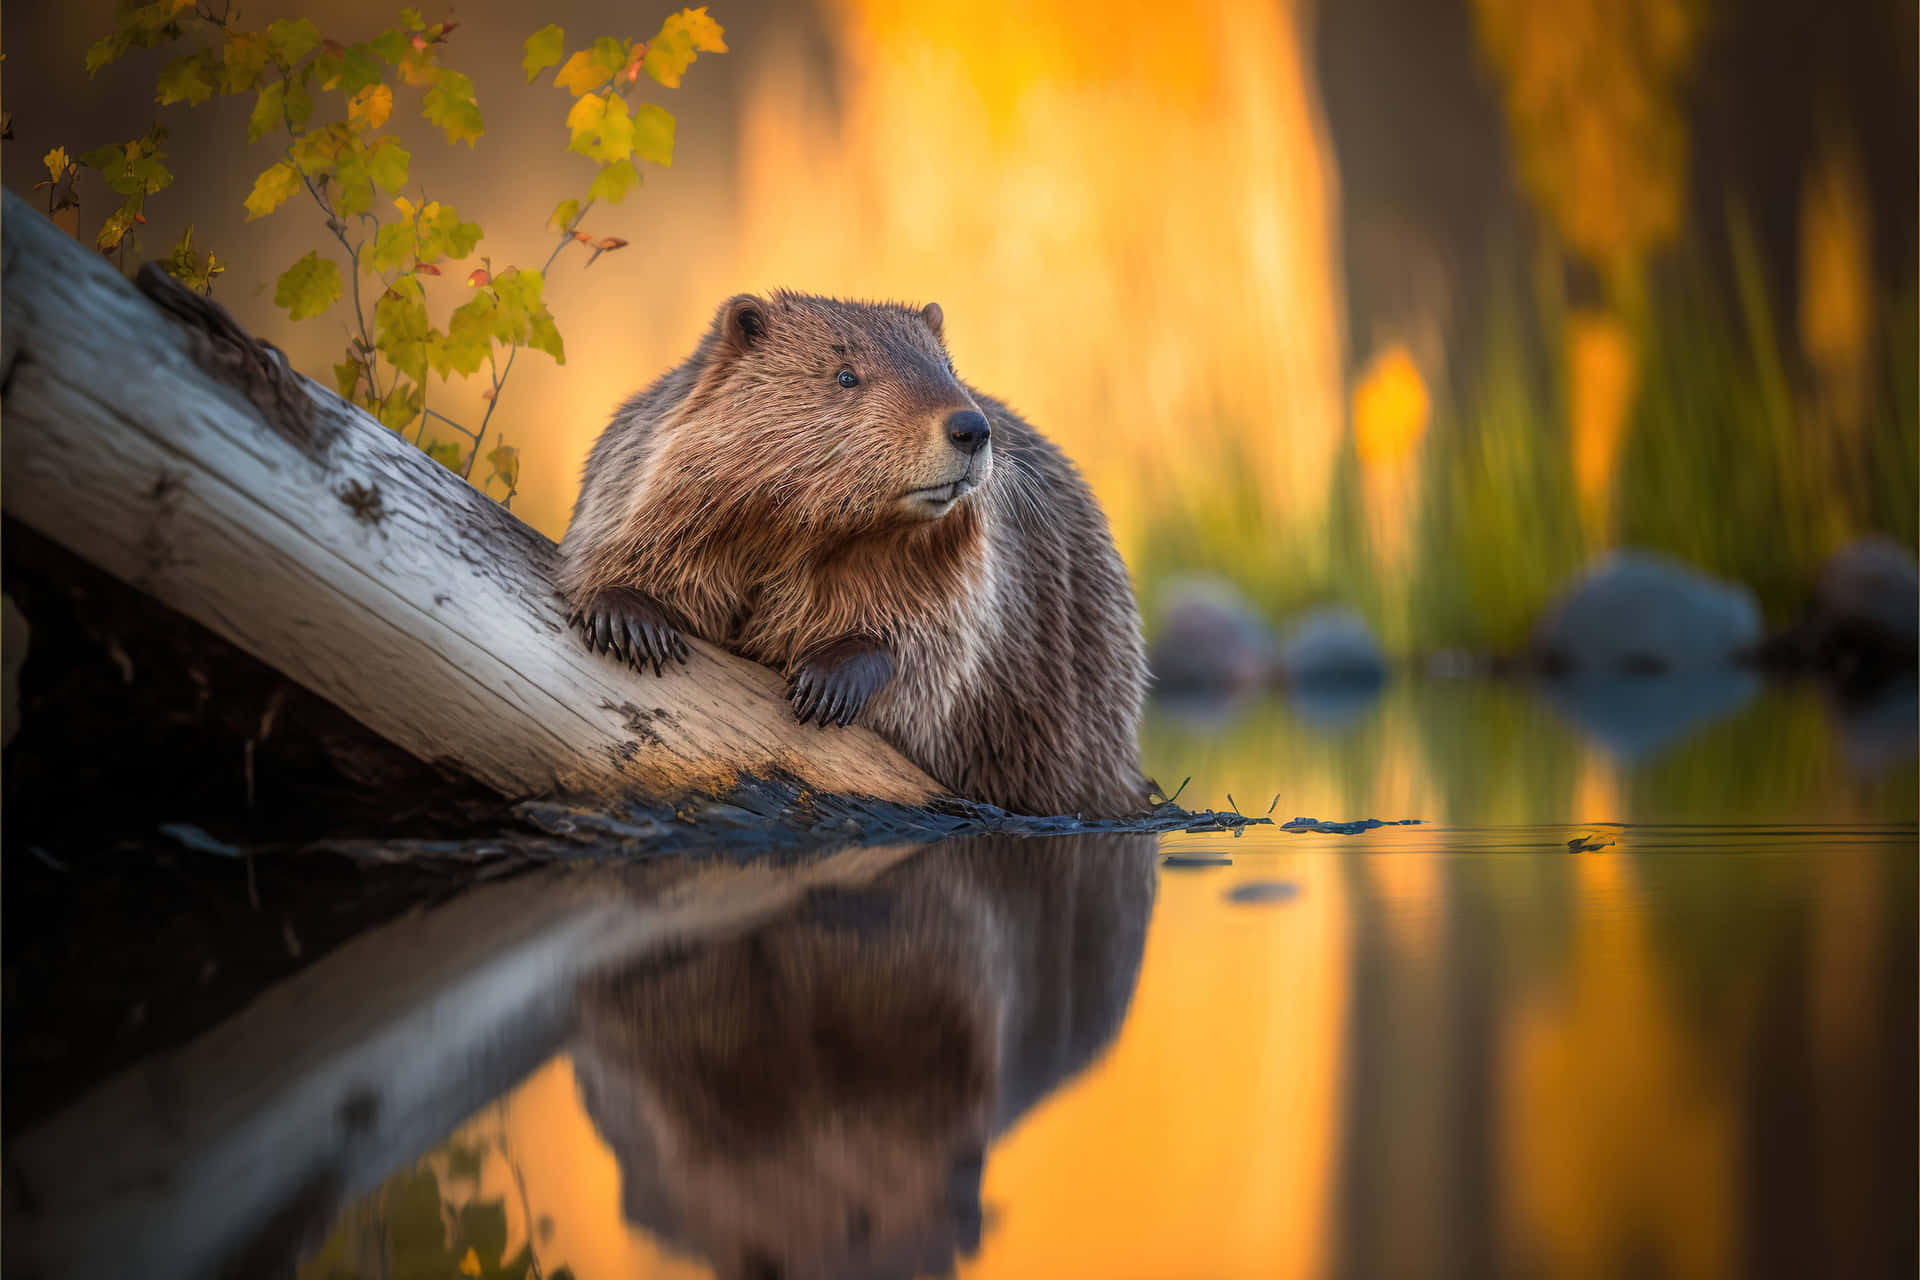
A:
[680, 292, 992, 530]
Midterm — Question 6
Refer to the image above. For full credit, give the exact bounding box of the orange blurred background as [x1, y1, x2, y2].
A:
[8, 0, 1912, 654]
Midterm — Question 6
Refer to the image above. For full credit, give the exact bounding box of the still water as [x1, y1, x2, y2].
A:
[9, 677, 1916, 1279]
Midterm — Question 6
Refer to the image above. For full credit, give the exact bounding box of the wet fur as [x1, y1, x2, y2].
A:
[558, 292, 1151, 817]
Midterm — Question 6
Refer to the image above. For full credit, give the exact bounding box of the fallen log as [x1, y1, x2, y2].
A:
[0, 189, 941, 807]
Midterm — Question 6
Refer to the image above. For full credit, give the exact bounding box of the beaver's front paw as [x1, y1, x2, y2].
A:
[569, 586, 689, 676]
[787, 637, 895, 727]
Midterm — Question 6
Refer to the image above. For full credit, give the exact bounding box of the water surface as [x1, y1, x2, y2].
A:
[6, 676, 1914, 1279]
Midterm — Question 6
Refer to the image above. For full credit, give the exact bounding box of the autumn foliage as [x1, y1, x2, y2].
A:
[73, 1, 726, 502]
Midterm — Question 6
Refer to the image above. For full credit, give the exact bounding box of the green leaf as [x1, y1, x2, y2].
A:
[548, 198, 580, 232]
[586, 158, 639, 205]
[591, 36, 628, 76]
[333, 143, 374, 217]
[369, 221, 417, 273]
[522, 24, 564, 83]
[222, 30, 270, 93]
[248, 81, 286, 143]
[95, 206, 137, 253]
[442, 295, 497, 376]
[528, 307, 564, 363]
[86, 31, 133, 76]
[419, 204, 482, 261]
[566, 93, 632, 163]
[490, 269, 566, 364]
[244, 161, 301, 219]
[368, 29, 410, 65]
[289, 127, 343, 176]
[423, 70, 483, 146]
[485, 444, 521, 491]
[375, 288, 434, 381]
[285, 74, 315, 131]
[156, 51, 217, 106]
[274, 251, 342, 320]
[161, 224, 225, 295]
[333, 356, 362, 398]
[644, 6, 728, 88]
[367, 137, 410, 193]
[426, 440, 465, 470]
[327, 44, 385, 96]
[266, 17, 320, 66]
[80, 142, 124, 175]
[378, 382, 424, 433]
[631, 103, 675, 166]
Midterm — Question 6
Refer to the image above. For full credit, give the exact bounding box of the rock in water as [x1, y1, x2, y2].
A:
[1147, 576, 1280, 693]
[1799, 539, 1919, 681]
[1531, 551, 1762, 674]
[1277, 607, 1388, 686]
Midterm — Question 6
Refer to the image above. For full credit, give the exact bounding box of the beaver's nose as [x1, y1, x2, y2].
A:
[947, 410, 991, 454]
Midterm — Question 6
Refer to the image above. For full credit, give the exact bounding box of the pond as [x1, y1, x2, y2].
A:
[3, 675, 1913, 1280]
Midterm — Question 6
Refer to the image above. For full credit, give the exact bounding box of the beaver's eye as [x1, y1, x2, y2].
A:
[837, 368, 860, 389]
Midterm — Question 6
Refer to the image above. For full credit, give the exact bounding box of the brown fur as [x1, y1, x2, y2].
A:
[558, 292, 1151, 816]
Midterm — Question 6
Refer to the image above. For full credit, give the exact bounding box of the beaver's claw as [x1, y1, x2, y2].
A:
[787, 638, 895, 728]
[570, 586, 689, 676]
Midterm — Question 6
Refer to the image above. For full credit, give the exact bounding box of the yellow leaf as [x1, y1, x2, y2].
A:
[244, 161, 302, 220]
[552, 49, 609, 97]
[672, 7, 728, 53]
[644, 7, 727, 88]
[42, 146, 70, 182]
[458, 1246, 482, 1277]
[348, 83, 393, 130]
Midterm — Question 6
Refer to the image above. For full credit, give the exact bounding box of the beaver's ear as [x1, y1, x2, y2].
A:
[715, 293, 769, 355]
[921, 301, 944, 339]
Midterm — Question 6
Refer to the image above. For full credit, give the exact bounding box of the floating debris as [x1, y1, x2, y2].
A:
[1227, 880, 1301, 904]
[1162, 854, 1233, 870]
[1567, 834, 1617, 852]
[1279, 816, 1423, 835]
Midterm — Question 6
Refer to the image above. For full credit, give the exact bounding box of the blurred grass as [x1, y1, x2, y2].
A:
[1134, 224, 1918, 655]
[1140, 680, 1918, 828]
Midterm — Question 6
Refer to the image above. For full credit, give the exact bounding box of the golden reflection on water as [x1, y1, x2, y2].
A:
[430, 848, 1351, 1280]
[1499, 851, 1738, 1280]
[968, 849, 1347, 1279]
[392, 834, 1912, 1280]
[296, 681, 1912, 1280]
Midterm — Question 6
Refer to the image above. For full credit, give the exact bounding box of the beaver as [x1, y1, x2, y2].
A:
[557, 292, 1151, 817]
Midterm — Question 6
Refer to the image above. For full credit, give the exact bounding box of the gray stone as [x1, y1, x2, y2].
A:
[1147, 576, 1280, 693]
[1277, 607, 1387, 686]
[1531, 551, 1762, 673]
[1811, 537, 1919, 654]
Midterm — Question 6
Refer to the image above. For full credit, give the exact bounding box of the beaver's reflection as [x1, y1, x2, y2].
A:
[570, 832, 1158, 1280]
